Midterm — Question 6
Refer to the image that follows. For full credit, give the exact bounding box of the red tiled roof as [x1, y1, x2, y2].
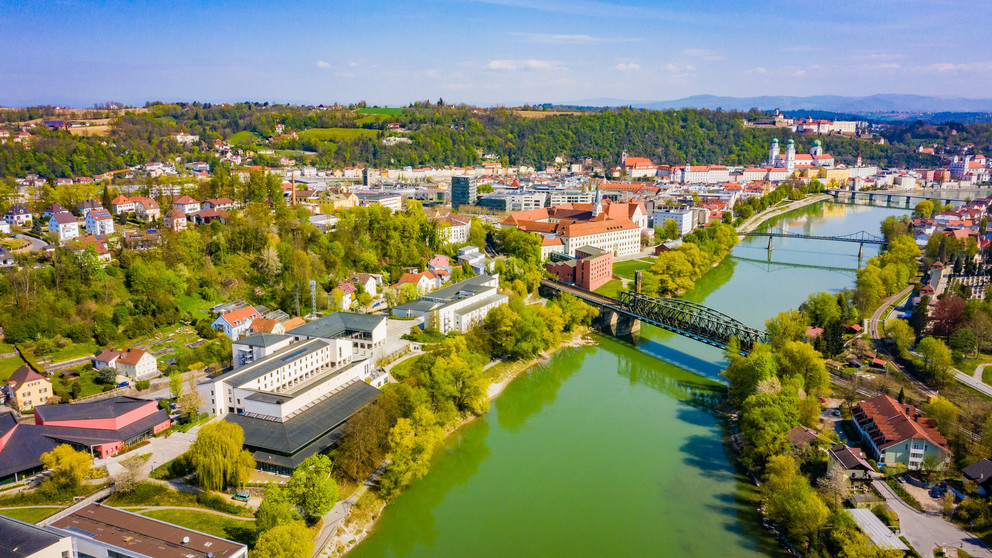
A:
[853, 394, 949, 453]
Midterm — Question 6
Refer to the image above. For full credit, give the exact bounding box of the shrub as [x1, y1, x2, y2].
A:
[136, 380, 151, 391]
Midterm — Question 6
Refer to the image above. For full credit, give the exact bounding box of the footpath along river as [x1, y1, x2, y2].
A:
[348, 201, 908, 558]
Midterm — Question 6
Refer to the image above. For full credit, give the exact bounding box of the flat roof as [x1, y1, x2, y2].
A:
[233, 333, 291, 348]
[422, 275, 496, 302]
[244, 357, 368, 404]
[451, 294, 508, 316]
[392, 300, 442, 312]
[845, 509, 909, 551]
[51, 503, 245, 558]
[34, 396, 153, 422]
[213, 338, 329, 388]
[0, 513, 66, 558]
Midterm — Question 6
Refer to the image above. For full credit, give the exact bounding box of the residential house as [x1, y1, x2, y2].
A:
[346, 272, 382, 297]
[133, 197, 160, 222]
[188, 208, 228, 225]
[336, 281, 356, 310]
[172, 195, 201, 213]
[0, 246, 15, 267]
[392, 274, 507, 334]
[115, 348, 158, 380]
[4, 204, 32, 226]
[212, 305, 262, 339]
[69, 235, 112, 263]
[41, 203, 68, 219]
[963, 459, 992, 495]
[48, 211, 79, 241]
[203, 197, 235, 211]
[6, 365, 52, 411]
[395, 271, 438, 295]
[0, 221, 9, 234]
[431, 213, 472, 244]
[827, 443, 874, 487]
[851, 394, 951, 470]
[110, 194, 135, 215]
[84, 209, 115, 235]
[76, 200, 103, 217]
[92, 348, 123, 369]
[164, 208, 186, 231]
[248, 318, 285, 335]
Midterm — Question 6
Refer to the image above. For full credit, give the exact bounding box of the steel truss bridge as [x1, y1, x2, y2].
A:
[743, 230, 886, 245]
[542, 280, 769, 353]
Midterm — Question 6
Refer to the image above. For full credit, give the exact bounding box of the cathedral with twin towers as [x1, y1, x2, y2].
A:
[768, 138, 835, 170]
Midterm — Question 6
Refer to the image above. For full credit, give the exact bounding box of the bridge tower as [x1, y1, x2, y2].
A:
[634, 270, 642, 294]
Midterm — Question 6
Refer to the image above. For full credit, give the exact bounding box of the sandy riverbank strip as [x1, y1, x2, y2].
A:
[322, 328, 598, 557]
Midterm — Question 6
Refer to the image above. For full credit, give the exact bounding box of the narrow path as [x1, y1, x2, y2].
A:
[974, 363, 988, 383]
[313, 462, 388, 557]
[867, 286, 938, 399]
[736, 194, 830, 237]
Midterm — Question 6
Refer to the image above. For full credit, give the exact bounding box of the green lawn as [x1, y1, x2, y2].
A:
[46, 341, 99, 363]
[612, 258, 655, 280]
[140, 509, 256, 546]
[59, 368, 111, 400]
[229, 130, 260, 145]
[355, 115, 388, 125]
[179, 293, 215, 316]
[0, 356, 27, 382]
[594, 279, 623, 299]
[0, 506, 60, 523]
[357, 107, 403, 115]
[298, 127, 379, 141]
[389, 355, 425, 380]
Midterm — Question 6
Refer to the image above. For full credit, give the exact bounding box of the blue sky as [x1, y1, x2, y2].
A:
[1, 0, 990, 106]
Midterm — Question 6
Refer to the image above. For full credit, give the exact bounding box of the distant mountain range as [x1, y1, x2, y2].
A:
[573, 94, 992, 114]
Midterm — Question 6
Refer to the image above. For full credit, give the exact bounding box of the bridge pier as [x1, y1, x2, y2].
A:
[596, 308, 641, 344]
[859, 242, 864, 259]
[767, 236, 773, 251]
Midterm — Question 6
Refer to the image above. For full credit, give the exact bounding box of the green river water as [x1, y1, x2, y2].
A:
[349, 202, 909, 558]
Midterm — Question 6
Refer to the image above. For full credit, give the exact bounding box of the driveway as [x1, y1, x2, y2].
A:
[96, 424, 203, 477]
[15, 234, 47, 252]
[873, 480, 992, 557]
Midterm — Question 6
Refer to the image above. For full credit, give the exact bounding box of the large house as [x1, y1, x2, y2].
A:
[212, 305, 262, 339]
[165, 208, 186, 231]
[4, 204, 31, 226]
[133, 197, 160, 222]
[48, 211, 79, 241]
[851, 394, 951, 470]
[84, 209, 115, 235]
[91, 348, 157, 379]
[5, 365, 52, 411]
[545, 245, 613, 291]
[172, 194, 201, 213]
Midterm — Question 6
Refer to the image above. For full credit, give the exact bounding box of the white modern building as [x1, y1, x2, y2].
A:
[84, 209, 115, 235]
[48, 212, 79, 241]
[393, 275, 508, 335]
[652, 206, 696, 236]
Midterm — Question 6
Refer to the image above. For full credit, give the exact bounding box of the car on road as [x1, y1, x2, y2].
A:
[232, 492, 249, 502]
[819, 397, 827, 403]
[833, 409, 841, 416]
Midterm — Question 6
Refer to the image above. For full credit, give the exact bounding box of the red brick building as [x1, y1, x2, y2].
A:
[545, 245, 613, 291]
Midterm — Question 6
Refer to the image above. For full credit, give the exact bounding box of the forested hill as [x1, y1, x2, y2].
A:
[1, 102, 981, 180]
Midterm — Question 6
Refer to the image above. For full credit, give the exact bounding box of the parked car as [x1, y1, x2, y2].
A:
[116, 381, 130, 388]
[833, 409, 841, 417]
[232, 492, 249, 502]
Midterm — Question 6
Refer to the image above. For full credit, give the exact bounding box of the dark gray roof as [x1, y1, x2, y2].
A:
[0, 514, 66, 558]
[50, 212, 76, 224]
[212, 338, 329, 388]
[421, 275, 496, 303]
[34, 396, 153, 423]
[235, 333, 291, 348]
[393, 300, 442, 313]
[0, 412, 57, 481]
[963, 458, 992, 484]
[226, 381, 380, 457]
[287, 312, 385, 340]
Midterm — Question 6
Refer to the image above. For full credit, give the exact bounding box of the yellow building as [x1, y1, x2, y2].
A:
[6, 365, 52, 411]
[321, 191, 358, 210]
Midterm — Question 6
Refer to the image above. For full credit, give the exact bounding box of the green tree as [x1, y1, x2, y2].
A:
[777, 340, 828, 394]
[187, 421, 256, 491]
[336, 405, 389, 481]
[885, 319, 915, 353]
[380, 406, 444, 497]
[169, 371, 183, 400]
[765, 309, 807, 350]
[926, 397, 960, 437]
[762, 454, 829, 549]
[40, 444, 93, 489]
[287, 454, 338, 519]
[255, 485, 299, 532]
[917, 336, 953, 387]
[252, 522, 313, 558]
[913, 200, 934, 218]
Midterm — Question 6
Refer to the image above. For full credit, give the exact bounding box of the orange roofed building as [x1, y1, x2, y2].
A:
[502, 191, 647, 259]
[852, 394, 951, 470]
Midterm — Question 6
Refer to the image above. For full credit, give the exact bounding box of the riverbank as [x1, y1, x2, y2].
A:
[322, 326, 597, 558]
[736, 193, 831, 237]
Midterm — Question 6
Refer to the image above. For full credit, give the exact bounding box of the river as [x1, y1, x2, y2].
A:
[348, 201, 909, 558]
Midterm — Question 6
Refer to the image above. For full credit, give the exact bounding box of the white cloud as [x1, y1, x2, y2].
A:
[316, 61, 332, 69]
[484, 59, 563, 71]
[615, 62, 641, 71]
[859, 53, 905, 60]
[792, 69, 807, 77]
[917, 61, 992, 72]
[744, 67, 767, 74]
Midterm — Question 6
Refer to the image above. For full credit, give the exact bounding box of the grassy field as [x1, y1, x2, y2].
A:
[515, 110, 583, 118]
[389, 354, 425, 380]
[358, 107, 403, 115]
[355, 115, 389, 125]
[229, 130, 261, 145]
[46, 341, 99, 362]
[612, 258, 654, 280]
[0, 506, 60, 523]
[141, 509, 256, 545]
[298, 127, 379, 141]
[594, 279, 623, 299]
[0, 356, 27, 382]
[179, 293, 215, 316]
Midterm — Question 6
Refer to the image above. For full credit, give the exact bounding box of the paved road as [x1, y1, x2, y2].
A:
[873, 480, 992, 558]
[15, 234, 48, 252]
[866, 286, 938, 398]
[955, 370, 992, 398]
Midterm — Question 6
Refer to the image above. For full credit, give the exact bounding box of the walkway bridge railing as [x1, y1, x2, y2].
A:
[542, 280, 769, 353]
[743, 230, 885, 245]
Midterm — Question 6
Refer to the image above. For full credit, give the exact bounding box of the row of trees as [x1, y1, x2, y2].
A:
[640, 222, 738, 297]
